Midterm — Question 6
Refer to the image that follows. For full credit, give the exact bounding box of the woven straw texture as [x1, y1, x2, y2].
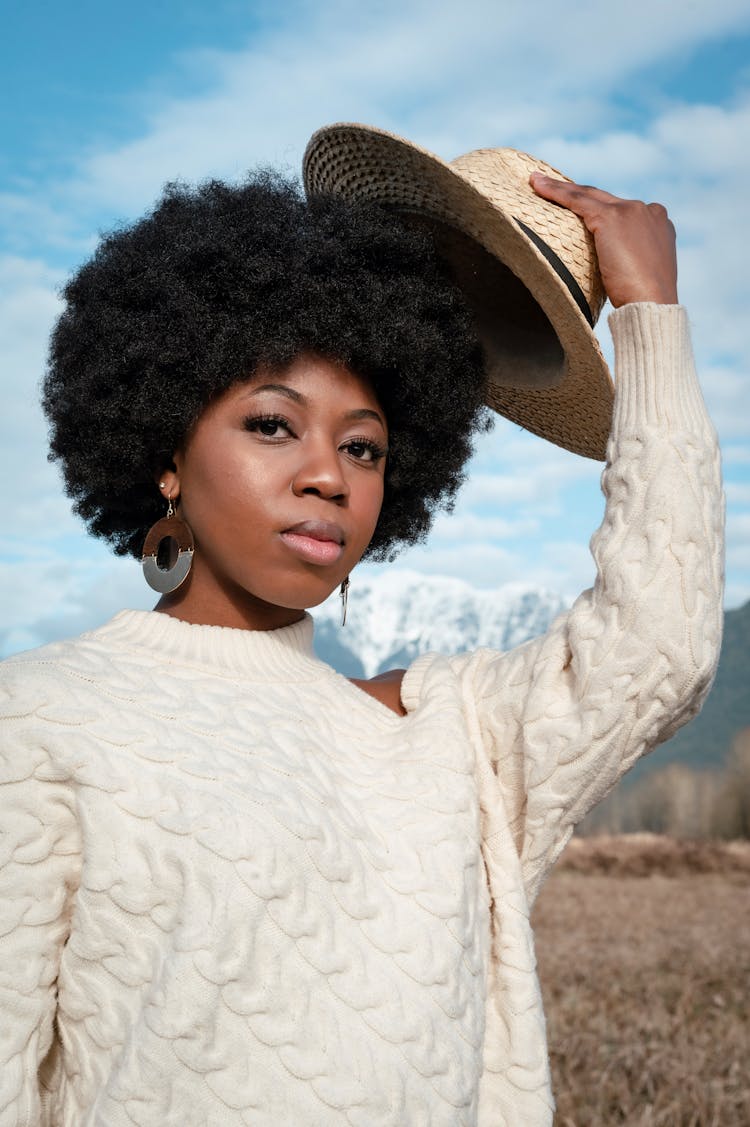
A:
[304, 124, 614, 460]
[451, 147, 606, 320]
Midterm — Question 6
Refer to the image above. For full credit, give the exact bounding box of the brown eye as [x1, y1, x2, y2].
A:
[342, 437, 387, 463]
[244, 414, 293, 438]
[347, 441, 372, 460]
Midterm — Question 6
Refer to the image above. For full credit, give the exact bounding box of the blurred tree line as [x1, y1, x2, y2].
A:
[580, 727, 750, 838]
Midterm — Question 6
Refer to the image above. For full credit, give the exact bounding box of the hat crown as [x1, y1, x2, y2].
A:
[302, 123, 614, 459]
[450, 148, 605, 318]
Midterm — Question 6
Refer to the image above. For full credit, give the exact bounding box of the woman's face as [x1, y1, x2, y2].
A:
[157, 353, 388, 631]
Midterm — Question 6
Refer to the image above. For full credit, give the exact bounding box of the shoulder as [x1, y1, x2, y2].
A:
[0, 630, 104, 711]
[348, 668, 407, 717]
[1, 632, 88, 671]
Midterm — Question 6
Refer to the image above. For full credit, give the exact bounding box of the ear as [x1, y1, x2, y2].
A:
[155, 460, 180, 503]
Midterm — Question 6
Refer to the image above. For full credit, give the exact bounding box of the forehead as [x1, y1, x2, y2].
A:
[239, 353, 385, 419]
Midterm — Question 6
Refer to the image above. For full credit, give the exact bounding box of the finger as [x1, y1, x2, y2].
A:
[646, 201, 673, 225]
[529, 173, 620, 214]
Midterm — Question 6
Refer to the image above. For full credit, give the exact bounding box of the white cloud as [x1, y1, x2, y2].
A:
[538, 97, 750, 190]
[55, 1, 750, 216]
[428, 511, 540, 542]
[726, 483, 750, 505]
[0, 193, 92, 258]
[0, 549, 152, 658]
[696, 363, 749, 441]
[724, 581, 750, 608]
[365, 540, 522, 589]
[727, 544, 750, 568]
[723, 445, 750, 466]
[0, 256, 76, 533]
[459, 427, 603, 512]
[368, 531, 598, 598]
[727, 512, 750, 541]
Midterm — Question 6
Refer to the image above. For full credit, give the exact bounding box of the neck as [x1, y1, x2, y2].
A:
[154, 575, 308, 633]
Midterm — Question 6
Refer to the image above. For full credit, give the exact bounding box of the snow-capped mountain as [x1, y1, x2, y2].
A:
[310, 570, 569, 677]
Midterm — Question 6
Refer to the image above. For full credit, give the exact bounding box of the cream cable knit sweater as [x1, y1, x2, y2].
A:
[0, 305, 724, 1127]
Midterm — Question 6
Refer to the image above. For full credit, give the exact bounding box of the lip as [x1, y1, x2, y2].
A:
[279, 520, 346, 566]
[283, 520, 345, 544]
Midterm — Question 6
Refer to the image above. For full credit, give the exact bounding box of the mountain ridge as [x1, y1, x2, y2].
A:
[311, 569, 568, 679]
[311, 571, 748, 774]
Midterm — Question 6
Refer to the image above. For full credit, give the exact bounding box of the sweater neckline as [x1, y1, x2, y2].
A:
[92, 609, 326, 682]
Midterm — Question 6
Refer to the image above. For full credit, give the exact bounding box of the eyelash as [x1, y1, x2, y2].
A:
[243, 413, 388, 463]
[244, 412, 293, 437]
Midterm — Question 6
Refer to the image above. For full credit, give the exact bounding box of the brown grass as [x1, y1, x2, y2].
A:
[532, 835, 750, 1126]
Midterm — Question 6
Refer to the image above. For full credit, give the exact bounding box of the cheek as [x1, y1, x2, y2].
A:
[179, 443, 271, 534]
[358, 477, 385, 537]
[191, 429, 276, 496]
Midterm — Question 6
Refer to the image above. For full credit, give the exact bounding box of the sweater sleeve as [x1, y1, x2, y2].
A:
[0, 675, 81, 1127]
[428, 304, 723, 903]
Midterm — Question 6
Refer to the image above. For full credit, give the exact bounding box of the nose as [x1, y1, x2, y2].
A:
[291, 438, 349, 502]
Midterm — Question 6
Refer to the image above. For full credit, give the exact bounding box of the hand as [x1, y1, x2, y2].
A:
[529, 173, 678, 308]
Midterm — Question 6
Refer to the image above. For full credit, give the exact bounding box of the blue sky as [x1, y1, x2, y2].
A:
[2, 0, 749, 655]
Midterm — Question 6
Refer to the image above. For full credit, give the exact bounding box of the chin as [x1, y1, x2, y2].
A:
[260, 573, 344, 613]
[298, 588, 341, 611]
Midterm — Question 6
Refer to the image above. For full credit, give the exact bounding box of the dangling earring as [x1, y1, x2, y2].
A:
[141, 488, 195, 594]
[340, 576, 350, 627]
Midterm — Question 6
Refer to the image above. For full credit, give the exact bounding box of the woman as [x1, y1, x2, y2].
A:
[0, 131, 723, 1126]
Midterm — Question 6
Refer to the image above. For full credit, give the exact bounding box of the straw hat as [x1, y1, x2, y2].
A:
[303, 123, 613, 460]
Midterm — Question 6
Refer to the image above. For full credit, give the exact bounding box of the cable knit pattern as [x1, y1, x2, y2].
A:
[0, 305, 724, 1126]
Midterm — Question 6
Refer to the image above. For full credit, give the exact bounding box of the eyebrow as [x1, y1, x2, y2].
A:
[248, 383, 386, 428]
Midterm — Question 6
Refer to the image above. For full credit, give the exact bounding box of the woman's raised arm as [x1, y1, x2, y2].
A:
[450, 184, 724, 902]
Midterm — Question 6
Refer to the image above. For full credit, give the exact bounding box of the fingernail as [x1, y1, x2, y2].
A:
[531, 171, 550, 182]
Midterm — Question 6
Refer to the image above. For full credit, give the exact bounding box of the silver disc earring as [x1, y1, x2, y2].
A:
[141, 494, 195, 594]
[340, 576, 350, 626]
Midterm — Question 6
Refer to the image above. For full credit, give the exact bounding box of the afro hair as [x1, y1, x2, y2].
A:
[43, 171, 491, 561]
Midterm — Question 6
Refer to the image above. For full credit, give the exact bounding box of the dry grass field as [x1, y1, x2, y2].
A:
[532, 835, 750, 1126]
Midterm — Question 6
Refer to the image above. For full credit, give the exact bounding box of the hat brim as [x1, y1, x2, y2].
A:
[303, 123, 613, 460]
